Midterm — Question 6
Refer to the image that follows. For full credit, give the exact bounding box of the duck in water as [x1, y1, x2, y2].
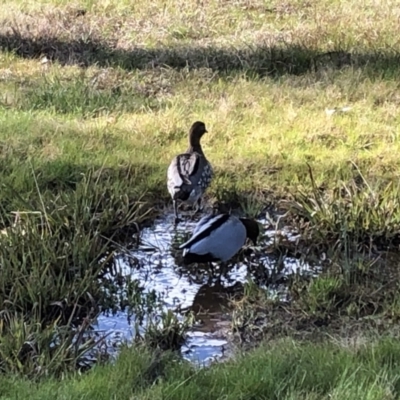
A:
[179, 213, 259, 265]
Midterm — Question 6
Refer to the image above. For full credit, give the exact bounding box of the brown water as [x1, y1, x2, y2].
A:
[97, 212, 319, 365]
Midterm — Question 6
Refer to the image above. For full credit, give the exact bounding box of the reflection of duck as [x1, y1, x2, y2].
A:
[188, 281, 244, 333]
[180, 214, 259, 264]
[167, 121, 213, 224]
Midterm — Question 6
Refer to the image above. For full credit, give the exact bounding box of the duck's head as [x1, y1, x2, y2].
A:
[189, 121, 208, 146]
[240, 218, 260, 245]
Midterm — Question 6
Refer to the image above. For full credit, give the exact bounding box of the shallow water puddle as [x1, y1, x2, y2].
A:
[97, 213, 318, 365]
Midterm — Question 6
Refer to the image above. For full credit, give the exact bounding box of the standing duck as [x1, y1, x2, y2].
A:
[167, 121, 213, 224]
[179, 213, 259, 264]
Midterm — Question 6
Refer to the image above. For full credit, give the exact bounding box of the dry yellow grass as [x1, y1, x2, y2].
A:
[0, 0, 400, 199]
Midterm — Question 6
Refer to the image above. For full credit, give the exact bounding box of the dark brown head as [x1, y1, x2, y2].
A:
[239, 218, 260, 245]
[188, 121, 208, 148]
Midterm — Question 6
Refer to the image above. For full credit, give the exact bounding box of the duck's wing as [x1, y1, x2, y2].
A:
[179, 214, 230, 249]
[191, 214, 216, 236]
[178, 152, 201, 183]
[168, 152, 200, 187]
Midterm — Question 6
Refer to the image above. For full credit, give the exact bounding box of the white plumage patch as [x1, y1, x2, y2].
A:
[180, 214, 247, 262]
[166, 151, 212, 203]
[192, 214, 225, 236]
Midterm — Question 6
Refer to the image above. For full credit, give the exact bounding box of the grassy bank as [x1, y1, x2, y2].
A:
[1, 0, 400, 201]
[1, 0, 400, 242]
[2, 338, 400, 399]
[1, 0, 400, 386]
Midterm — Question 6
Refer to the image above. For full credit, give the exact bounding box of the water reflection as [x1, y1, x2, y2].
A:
[97, 212, 318, 365]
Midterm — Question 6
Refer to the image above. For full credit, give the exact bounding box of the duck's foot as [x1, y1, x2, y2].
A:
[189, 210, 197, 220]
[189, 213, 197, 221]
[190, 199, 203, 220]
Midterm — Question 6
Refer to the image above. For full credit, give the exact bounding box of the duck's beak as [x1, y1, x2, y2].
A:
[204, 129, 208, 133]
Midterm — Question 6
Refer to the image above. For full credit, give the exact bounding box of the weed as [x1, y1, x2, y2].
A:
[135, 309, 194, 352]
[0, 168, 155, 376]
[285, 165, 400, 253]
[237, 191, 266, 219]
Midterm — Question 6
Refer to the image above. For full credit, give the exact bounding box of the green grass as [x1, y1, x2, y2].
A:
[0, 171, 159, 377]
[2, 338, 400, 399]
[1, 0, 400, 203]
[2, 0, 400, 386]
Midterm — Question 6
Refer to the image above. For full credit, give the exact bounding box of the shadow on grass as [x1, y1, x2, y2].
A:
[2, 31, 400, 77]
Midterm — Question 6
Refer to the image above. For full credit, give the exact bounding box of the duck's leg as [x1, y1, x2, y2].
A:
[173, 200, 181, 225]
[208, 261, 216, 276]
[206, 262, 215, 285]
[196, 197, 203, 212]
[208, 262, 225, 285]
[190, 198, 202, 220]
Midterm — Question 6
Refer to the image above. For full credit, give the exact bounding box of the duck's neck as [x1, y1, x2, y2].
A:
[187, 144, 203, 154]
[187, 136, 204, 154]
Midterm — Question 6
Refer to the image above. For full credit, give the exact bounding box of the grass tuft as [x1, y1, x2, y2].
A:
[285, 165, 400, 252]
[0, 168, 156, 376]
